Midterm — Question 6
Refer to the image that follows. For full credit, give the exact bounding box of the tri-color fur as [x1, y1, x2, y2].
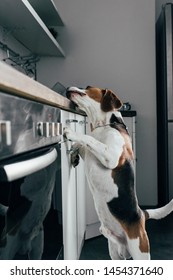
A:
[64, 86, 173, 260]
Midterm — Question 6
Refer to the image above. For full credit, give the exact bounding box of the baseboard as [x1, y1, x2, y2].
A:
[85, 222, 101, 239]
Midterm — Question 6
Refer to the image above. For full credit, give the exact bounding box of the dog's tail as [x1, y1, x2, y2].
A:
[144, 199, 173, 220]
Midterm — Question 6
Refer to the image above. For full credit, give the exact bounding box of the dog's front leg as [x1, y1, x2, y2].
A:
[69, 143, 85, 167]
[71, 142, 85, 160]
[63, 127, 124, 169]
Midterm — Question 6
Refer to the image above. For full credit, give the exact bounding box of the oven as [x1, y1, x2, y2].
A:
[0, 91, 63, 260]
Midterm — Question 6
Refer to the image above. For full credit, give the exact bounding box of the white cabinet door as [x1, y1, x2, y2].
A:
[61, 110, 86, 259]
[75, 114, 86, 256]
[61, 110, 77, 259]
[85, 119, 101, 239]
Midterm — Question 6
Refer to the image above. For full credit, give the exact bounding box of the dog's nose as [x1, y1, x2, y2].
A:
[66, 87, 72, 99]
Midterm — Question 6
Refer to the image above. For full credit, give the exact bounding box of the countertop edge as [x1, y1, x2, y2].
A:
[0, 62, 136, 117]
[0, 62, 85, 115]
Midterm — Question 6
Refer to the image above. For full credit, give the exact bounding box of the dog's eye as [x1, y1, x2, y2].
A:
[86, 86, 93, 89]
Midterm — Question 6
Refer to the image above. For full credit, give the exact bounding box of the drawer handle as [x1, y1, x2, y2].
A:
[66, 119, 78, 124]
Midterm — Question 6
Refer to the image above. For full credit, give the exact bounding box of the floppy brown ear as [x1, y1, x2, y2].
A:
[101, 89, 122, 112]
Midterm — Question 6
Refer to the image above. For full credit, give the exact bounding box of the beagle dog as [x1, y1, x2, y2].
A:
[64, 86, 173, 260]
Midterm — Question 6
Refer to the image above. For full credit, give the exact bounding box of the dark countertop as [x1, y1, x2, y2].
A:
[121, 110, 136, 117]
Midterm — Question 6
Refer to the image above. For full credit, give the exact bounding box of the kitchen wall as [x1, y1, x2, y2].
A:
[37, 0, 157, 206]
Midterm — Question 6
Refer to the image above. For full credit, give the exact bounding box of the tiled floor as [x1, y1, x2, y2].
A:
[80, 212, 173, 260]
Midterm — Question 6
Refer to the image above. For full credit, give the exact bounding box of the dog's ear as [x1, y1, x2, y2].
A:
[101, 89, 122, 112]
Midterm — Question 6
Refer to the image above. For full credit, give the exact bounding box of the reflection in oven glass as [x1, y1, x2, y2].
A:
[0, 92, 63, 259]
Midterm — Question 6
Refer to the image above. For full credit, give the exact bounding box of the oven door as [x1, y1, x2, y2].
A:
[0, 148, 57, 182]
[0, 147, 58, 260]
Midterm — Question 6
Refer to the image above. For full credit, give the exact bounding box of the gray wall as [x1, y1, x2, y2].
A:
[37, 0, 157, 206]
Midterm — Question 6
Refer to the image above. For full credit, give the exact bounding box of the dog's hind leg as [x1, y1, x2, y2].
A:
[120, 214, 150, 260]
[126, 232, 150, 260]
[108, 240, 131, 259]
[108, 240, 124, 260]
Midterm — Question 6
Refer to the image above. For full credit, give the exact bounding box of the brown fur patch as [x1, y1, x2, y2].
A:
[86, 87, 103, 103]
[101, 90, 122, 112]
[120, 216, 150, 253]
[85, 87, 122, 111]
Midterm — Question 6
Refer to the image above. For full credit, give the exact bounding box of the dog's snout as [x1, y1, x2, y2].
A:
[66, 87, 86, 100]
[66, 88, 72, 99]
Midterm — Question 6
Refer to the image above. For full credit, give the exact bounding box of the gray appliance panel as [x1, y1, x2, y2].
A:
[0, 91, 62, 160]
[168, 122, 173, 200]
[165, 4, 173, 120]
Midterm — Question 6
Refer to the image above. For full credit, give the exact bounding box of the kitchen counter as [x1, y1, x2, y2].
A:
[121, 110, 136, 117]
[0, 61, 84, 115]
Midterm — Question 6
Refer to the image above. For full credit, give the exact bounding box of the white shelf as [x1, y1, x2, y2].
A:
[28, 0, 64, 26]
[0, 0, 65, 56]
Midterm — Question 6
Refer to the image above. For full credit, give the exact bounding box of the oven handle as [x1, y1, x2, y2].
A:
[0, 148, 57, 182]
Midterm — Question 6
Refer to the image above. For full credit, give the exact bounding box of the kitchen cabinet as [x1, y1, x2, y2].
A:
[85, 114, 136, 239]
[61, 110, 86, 259]
[0, 0, 65, 56]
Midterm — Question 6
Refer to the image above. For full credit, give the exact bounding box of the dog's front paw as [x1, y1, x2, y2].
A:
[71, 149, 80, 167]
[63, 127, 78, 142]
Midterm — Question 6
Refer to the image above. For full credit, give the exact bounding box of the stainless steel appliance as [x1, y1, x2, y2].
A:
[156, 3, 173, 205]
[0, 91, 62, 259]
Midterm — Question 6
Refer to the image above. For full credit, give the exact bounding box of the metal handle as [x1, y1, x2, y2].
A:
[66, 119, 78, 124]
[0, 148, 57, 182]
[79, 120, 88, 125]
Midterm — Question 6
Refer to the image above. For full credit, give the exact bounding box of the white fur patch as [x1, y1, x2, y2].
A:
[127, 238, 150, 260]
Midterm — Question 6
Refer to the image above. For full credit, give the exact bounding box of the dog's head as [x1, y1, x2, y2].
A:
[66, 86, 123, 112]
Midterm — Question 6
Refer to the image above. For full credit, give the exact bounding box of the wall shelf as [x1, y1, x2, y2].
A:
[0, 0, 65, 57]
[28, 0, 64, 26]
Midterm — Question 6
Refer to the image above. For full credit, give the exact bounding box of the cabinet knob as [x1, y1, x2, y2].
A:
[79, 120, 88, 125]
[36, 122, 62, 137]
[37, 122, 43, 136]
